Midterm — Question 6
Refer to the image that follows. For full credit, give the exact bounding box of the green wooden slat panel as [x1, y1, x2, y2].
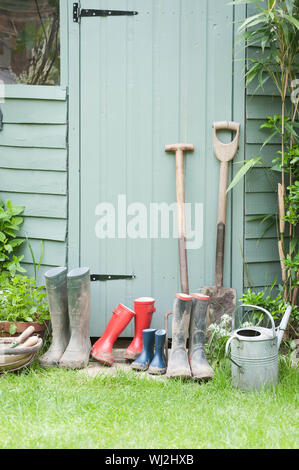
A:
[19, 217, 67, 241]
[247, 1, 266, 16]
[245, 238, 279, 263]
[246, 119, 281, 144]
[0, 169, 67, 195]
[247, 46, 267, 63]
[0, 192, 67, 218]
[245, 217, 278, 240]
[247, 285, 280, 298]
[245, 167, 280, 193]
[246, 48, 295, 97]
[3, 86, 67, 101]
[0, 124, 67, 148]
[0, 147, 67, 171]
[245, 192, 278, 215]
[246, 95, 290, 119]
[17, 239, 66, 266]
[245, 143, 280, 167]
[246, 46, 299, 71]
[22, 264, 59, 287]
[244, 261, 282, 287]
[1, 99, 67, 124]
[246, 77, 293, 98]
[247, 78, 281, 97]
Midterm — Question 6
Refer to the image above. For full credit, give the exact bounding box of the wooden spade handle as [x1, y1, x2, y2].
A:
[215, 161, 228, 288]
[175, 148, 189, 294]
[165, 143, 194, 294]
[213, 121, 240, 163]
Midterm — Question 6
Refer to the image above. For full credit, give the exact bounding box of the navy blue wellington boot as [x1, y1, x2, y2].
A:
[148, 329, 167, 375]
[131, 328, 156, 371]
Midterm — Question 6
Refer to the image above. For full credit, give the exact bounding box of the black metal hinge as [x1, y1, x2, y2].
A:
[90, 274, 136, 282]
[73, 3, 138, 22]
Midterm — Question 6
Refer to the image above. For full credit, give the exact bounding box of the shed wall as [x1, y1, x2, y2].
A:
[0, 86, 68, 283]
[0, 2, 282, 301]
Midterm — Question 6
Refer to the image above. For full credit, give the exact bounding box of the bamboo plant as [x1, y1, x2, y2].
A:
[229, 0, 299, 307]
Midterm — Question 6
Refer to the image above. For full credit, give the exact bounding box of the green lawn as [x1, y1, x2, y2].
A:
[0, 358, 298, 449]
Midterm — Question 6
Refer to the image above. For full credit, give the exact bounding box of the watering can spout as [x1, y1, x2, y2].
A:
[277, 305, 292, 350]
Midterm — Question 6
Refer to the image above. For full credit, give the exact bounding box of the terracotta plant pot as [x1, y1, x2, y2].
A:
[0, 320, 48, 338]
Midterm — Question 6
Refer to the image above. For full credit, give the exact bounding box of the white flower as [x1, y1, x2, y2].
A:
[219, 328, 229, 337]
[207, 323, 217, 332]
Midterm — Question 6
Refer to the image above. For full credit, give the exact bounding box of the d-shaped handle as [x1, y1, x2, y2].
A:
[0, 107, 3, 131]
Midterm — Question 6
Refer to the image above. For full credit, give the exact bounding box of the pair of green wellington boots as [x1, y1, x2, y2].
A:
[166, 293, 214, 381]
[39, 266, 91, 369]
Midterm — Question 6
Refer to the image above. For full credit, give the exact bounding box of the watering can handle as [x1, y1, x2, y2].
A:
[225, 335, 242, 369]
[240, 304, 276, 338]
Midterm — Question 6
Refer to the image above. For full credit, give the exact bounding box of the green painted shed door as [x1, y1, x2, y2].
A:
[79, 0, 236, 337]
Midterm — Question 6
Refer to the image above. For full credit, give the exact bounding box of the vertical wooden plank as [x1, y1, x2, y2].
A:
[231, 2, 246, 302]
[79, 0, 134, 335]
[67, 0, 81, 269]
[179, 0, 207, 294]
[59, 0, 69, 87]
[197, 0, 235, 292]
[150, 0, 181, 324]
[79, 0, 103, 335]
[124, 0, 154, 333]
[104, 0, 131, 334]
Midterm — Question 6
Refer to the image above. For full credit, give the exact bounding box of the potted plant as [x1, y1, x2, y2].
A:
[0, 272, 50, 337]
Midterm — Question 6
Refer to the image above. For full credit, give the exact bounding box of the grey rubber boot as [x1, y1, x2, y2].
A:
[188, 294, 214, 381]
[166, 293, 193, 379]
[59, 267, 91, 369]
[39, 267, 70, 368]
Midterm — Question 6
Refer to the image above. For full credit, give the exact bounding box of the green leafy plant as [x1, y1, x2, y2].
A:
[0, 200, 26, 277]
[240, 285, 299, 338]
[0, 272, 50, 335]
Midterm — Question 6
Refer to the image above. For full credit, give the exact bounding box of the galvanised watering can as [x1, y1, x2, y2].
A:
[225, 304, 292, 391]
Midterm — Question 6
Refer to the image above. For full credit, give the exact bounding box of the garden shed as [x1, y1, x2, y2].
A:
[0, 0, 289, 337]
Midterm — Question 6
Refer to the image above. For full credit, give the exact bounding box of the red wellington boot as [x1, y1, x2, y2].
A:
[91, 304, 135, 366]
[124, 297, 156, 360]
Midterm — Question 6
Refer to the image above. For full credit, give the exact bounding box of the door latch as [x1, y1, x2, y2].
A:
[73, 3, 138, 22]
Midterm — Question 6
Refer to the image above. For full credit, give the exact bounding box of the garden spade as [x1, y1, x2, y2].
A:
[201, 121, 240, 325]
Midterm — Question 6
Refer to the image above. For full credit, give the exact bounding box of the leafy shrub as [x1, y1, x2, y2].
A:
[0, 200, 26, 277]
[0, 272, 50, 334]
[240, 287, 299, 338]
